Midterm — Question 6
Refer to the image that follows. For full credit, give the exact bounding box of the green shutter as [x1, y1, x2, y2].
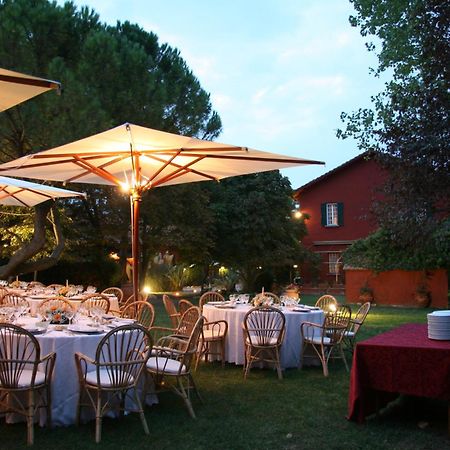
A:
[337, 202, 344, 226]
[321, 203, 327, 226]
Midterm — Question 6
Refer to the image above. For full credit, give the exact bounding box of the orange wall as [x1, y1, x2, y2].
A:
[345, 268, 448, 308]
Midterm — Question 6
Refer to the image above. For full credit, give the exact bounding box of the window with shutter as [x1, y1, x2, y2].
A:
[322, 202, 343, 227]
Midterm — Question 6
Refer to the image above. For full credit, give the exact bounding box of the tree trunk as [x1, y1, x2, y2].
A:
[0, 201, 65, 278]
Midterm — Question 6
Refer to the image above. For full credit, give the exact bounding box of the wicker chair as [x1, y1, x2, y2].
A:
[162, 294, 181, 328]
[38, 297, 75, 323]
[1, 292, 29, 308]
[343, 302, 371, 353]
[198, 291, 225, 310]
[196, 297, 228, 370]
[46, 284, 64, 291]
[0, 287, 8, 303]
[150, 306, 201, 343]
[80, 294, 111, 314]
[121, 301, 155, 329]
[178, 299, 194, 316]
[300, 304, 351, 376]
[101, 287, 124, 304]
[0, 324, 56, 445]
[28, 281, 45, 289]
[146, 315, 204, 418]
[196, 318, 228, 370]
[243, 306, 286, 379]
[315, 295, 338, 313]
[75, 324, 152, 443]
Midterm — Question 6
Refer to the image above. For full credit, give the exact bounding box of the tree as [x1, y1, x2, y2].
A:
[0, 0, 221, 280]
[207, 171, 308, 291]
[338, 0, 449, 261]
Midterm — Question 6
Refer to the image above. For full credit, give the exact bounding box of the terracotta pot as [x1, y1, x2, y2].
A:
[359, 293, 373, 303]
[415, 292, 431, 308]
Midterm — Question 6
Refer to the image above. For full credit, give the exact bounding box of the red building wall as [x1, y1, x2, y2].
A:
[294, 155, 387, 285]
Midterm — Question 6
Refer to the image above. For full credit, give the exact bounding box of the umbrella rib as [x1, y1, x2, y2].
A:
[66, 155, 130, 183]
[70, 156, 123, 186]
[142, 154, 216, 188]
[140, 150, 183, 190]
[0, 189, 31, 207]
[180, 153, 325, 164]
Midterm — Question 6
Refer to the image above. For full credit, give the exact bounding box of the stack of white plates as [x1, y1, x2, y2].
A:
[427, 310, 450, 340]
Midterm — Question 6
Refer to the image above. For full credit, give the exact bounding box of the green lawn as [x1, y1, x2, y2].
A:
[1, 296, 448, 450]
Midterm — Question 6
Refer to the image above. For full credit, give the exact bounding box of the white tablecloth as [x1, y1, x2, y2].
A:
[4, 316, 152, 427]
[202, 304, 324, 369]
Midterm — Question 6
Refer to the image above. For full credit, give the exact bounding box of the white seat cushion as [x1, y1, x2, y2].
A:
[85, 368, 135, 387]
[203, 329, 225, 340]
[305, 335, 331, 345]
[245, 336, 279, 346]
[16, 370, 46, 387]
[146, 357, 187, 374]
[344, 330, 355, 337]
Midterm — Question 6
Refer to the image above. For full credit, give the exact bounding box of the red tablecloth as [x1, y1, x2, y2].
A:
[348, 323, 450, 423]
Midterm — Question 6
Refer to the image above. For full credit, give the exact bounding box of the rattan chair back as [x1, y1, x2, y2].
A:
[80, 294, 111, 314]
[315, 295, 338, 312]
[163, 294, 181, 327]
[178, 299, 194, 316]
[101, 287, 124, 304]
[198, 291, 225, 310]
[121, 301, 155, 329]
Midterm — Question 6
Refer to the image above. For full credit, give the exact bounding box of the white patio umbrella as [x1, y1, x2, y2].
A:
[0, 67, 60, 112]
[0, 122, 324, 299]
[0, 176, 85, 207]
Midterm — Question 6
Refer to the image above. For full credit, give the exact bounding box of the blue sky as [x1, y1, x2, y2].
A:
[66, 0, 387, 188]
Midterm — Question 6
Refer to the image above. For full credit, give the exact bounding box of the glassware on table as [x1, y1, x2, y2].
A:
[239, 294, 250, 304]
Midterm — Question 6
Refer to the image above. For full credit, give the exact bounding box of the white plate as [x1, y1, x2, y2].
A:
[23, 326, 46, 334]
[215, 304, 236, 309]
[428, 310, 450, 317]
[207, 301, 223, 305]
[67, 325, 104, 334]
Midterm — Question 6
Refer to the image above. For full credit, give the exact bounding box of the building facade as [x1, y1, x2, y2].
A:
[294, 153, 386, 286]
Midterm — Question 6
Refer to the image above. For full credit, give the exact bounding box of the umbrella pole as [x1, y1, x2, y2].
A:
[131, 190, 141, 302]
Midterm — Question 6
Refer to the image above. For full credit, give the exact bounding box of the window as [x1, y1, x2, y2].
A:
[328, 253, 340, 274]
[326, 203, 338, 226]
[321, 202, 344, 227]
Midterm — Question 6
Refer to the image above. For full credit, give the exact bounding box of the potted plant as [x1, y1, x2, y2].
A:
[359, 282, 374, 303]
[414, 282, 431, 308]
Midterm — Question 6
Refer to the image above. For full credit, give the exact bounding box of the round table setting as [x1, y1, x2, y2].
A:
[1, 314, 142, 426]
[202, 302, 324, 369]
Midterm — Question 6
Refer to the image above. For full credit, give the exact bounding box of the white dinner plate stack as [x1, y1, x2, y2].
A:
[427, 310, 450, 340]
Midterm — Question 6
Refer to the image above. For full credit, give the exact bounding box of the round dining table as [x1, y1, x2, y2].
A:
[202, 303, 324, 369]
[3, 315, 154, 427]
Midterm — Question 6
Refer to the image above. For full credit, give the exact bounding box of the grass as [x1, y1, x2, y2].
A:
[1, 295, 448, 450]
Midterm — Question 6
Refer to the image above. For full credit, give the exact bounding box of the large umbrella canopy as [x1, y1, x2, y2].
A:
[0, 176, 85, 207]
[0, 122, 324, 298]
[0, 67, 60, 112]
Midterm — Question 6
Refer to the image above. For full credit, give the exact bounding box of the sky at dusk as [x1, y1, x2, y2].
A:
[64, 0, 388, 188]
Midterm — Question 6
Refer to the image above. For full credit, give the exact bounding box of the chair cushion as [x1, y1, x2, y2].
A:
[203, 329, 225, 340]
[245, 336, 279, 346]
[304, 335, 331, 345]
[146, 357, 187, 374]
[16, 370, 46, 387]
[85, 368, 135, 387]
[344, 330, 355, 337]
